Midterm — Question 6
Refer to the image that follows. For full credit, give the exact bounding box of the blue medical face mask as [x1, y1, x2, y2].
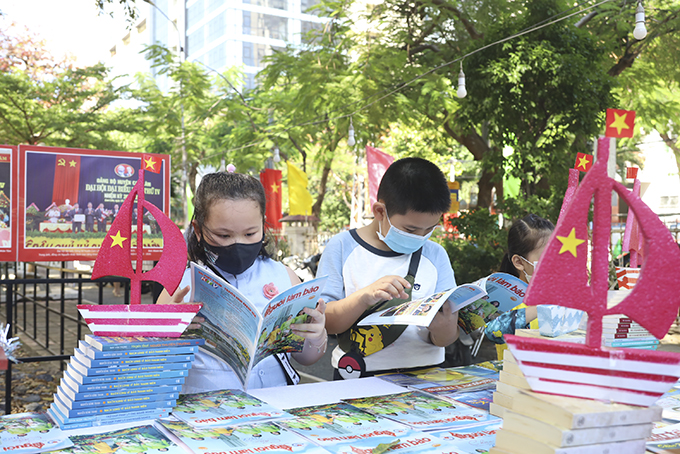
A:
[377, 212, 434, 254]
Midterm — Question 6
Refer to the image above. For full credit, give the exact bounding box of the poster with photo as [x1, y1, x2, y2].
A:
[18, 145, 170, 261]
[0, 145, 17, 261]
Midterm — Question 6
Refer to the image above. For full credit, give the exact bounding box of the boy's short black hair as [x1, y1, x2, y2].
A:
[377, 157, 451, 215]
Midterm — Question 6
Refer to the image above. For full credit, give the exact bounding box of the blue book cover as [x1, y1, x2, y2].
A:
[343, 391, 499, 432]
[172, 389, 290, 428]
[74, 346, 194, 368]
[48, 403, 171, 428]
[0, 412, 73, 453]
[56, 385, 179, 410]
[81, 341, 201, 359]
[329, 431, 460, 453]
[65, 363, 189, 384]
[59, 377, 182, 401]
[85, 335, 204, 351]
[443, 389, 494, 412]
[157, 418, 329, 453]
[430, 420, 502, 454]
[69, 356, 191, 376]
[61, 369, 185, 393]
[52, 393, 175, 418]
[58, 424, 185, 453]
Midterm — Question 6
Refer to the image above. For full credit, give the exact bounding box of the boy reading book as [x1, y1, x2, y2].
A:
[318, 157, 459, 379]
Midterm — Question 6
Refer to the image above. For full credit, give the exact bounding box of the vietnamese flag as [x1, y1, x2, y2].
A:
[627, 167, 639, 179]
[142, 153, 162, 173]
[574, 152, 593, 172]
[366, 146, 394, 206]
[605, 108, 636, 138]
[260, 168, 282, 230]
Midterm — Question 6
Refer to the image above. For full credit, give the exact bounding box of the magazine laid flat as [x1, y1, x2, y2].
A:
[357, 283, 486, 327]
[457, 272, 527, 334]
[188, 262, 327, 387]
[0, 412, 73, 454]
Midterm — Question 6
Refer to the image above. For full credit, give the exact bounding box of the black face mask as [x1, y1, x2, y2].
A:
[202, 238, 263, 276]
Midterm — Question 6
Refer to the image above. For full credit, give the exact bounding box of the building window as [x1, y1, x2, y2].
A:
[242, 0, 287, 11]
[245, 73, 256, 90]
[187, 0, 204, 29]
[301, 20, 322, 42]
[242, 42, 281, 68]
[207, 13, 225, 43]
[187, 27, 205, 54]
[208, 44, 226, 69]
[208, 0, 224, 13]
[110, 46, 117, 57]
[122, 32, 131, 45]
[242, 12, 288, 41]
[301, 0, 319, 14]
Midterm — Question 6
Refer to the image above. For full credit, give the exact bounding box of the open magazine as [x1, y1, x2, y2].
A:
[457, 272, 527, 334]
[357, 283, 486, 328]
[187, 262, 327, 388]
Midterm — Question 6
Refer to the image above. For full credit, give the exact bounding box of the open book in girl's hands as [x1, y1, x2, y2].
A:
[457, 272, 527, 334]
[187, 262, 327, 388]
[357, 283, 487, 328]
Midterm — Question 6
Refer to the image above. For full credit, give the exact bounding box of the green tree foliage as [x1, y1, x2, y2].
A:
[0, 22, 132, 149]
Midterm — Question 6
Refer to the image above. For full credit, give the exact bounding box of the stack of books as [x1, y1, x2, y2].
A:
[489, 349, 528, 419]
[602, 315, 659, 350]
[488, 381, 660, 453]
[48, 335, 204, 430]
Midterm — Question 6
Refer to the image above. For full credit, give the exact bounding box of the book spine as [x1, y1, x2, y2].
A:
[604, 339, 660, 347]
[57, 397, 176, 418]
[63, 372, 185, 392]
[601, 327, 649, 334]
[86, 335, 204, 351]
[76, 349, 194, 368]
[64, 392, 180, 410]
[64, 384, 182, 401]
[67, 365, 189, 384]
[604, 332, 655, 339]
[85, 345, 200, 359]
[73, 359, 191, 376]
[49, 405, 172, 429]
[601, 317, 633, 323]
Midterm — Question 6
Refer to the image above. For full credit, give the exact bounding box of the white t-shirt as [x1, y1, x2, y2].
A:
[317, 229, 456, 372]
[178, 257, 293, 393]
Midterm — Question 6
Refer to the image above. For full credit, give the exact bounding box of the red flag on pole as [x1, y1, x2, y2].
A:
[142, 153, 162, 173]
[52, 154, 81, 206]
[260, 169, 282, 230]
[605, 108, 636, 138]
[366, 146, 394, 206]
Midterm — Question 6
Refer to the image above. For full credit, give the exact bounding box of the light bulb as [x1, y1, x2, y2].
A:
[347, 118, 356, 147]
[457, 65, 467, 99]
[633, 2, 647, 40]
[273, 147, 281, 163]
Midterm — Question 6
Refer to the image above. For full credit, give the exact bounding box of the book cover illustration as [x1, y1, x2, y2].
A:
[53, 425, 184, 453]
[188, 262, 327, 387]
[655, 387, 680, 422]
[430, 419, 502, 454]
[343, 391, 497, 431]
[276, 403, 460, 454]
[172, 389, 290, 428]
[378, 367, 496, 393]
[157, 417, 329, 453]
[436, 389, 494, 412]
[357, 284, 486, 328]
[647, 422, 680, 453]
[458, 272, 527, 334]
[0, 412, 73, 454]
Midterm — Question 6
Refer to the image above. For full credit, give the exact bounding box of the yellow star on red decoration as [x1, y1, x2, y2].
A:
[556, 227, 585, 257]
[69, 160, 77, 167]
[609, 112, 631, 136]
[271, 182, 279, 193]
[110, 231, 128, 248]
[144, 156, 158, 171]
[577, 155, 590, 171]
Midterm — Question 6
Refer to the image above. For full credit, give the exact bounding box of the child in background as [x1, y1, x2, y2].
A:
[318, 157, 459, 379]
[485, 213, 554, 356]
[158, 170, 327, 392]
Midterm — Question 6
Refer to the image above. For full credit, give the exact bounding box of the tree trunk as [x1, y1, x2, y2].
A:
[312, 157, 333, 221]
[660, 132, 680, 176]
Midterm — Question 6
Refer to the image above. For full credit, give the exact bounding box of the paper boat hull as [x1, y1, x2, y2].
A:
[505, 334, 680, 407]
[77, 304, 202, 338]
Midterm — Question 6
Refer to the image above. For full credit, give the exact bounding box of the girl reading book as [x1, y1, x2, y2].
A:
[158, 169, 327, 392]
[484, 214, 554, 357]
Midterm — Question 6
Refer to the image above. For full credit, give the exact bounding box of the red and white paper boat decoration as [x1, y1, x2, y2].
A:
[505, 137, 680, 407]
[78, 154, 200, 337]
